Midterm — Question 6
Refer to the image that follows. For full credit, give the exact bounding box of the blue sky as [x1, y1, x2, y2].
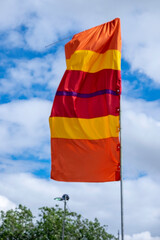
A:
[0, 1, 160, 240]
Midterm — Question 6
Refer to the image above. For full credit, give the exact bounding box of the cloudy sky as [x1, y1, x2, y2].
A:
[0, 0, 160, 239]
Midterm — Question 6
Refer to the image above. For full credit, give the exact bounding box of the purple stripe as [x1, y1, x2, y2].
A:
[56, 89, 119, 98]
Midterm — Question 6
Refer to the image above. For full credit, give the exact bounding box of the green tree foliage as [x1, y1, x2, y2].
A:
[0, 204, 34, 239]
[0, 204, 118, 240]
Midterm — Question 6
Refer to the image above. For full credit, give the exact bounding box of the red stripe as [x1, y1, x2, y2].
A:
[50, 94, 120, 118]
[51, 137, 120, 182]
[57, 69, 121, 94]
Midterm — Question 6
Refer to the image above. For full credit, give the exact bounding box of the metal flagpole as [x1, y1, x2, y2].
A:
[61, 194, 69, 240]
[54, 194, 69, 240]
[120, 95, 124, 240]
[118, 230, 120, 240]
[62, 198, 66, 240]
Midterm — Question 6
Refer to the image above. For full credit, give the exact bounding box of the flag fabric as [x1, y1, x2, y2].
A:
[49, 18, 121, 182]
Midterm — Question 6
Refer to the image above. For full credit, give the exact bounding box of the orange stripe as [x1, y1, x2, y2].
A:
[65, 18, 121, 59]
[50, 138, 120, 182]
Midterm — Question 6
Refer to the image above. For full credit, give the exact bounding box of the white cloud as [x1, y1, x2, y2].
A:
[125, 232, 160, 240]
[0, 0, 78, 50]
[0, 195, 16, 212]
[0, 158, 49, 174]
[2, 30, 25, 48]
[122, 97, 160, 179]
[0, 49, 65, 98]
[0, 99, 51, 158]
[121, 4, 160, 84]
[124, 177, 160, 236]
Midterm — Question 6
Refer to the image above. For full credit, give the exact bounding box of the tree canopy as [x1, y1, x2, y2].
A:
[0, 204, 118, 240]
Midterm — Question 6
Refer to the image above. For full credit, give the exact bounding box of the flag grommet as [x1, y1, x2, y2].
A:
[116, 88, 120, 94]
[117, 144, 121, 151]
[116, 107, 120, 113]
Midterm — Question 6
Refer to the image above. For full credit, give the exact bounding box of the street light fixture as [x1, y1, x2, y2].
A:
[54, 194, 69, 240]
[54, 197, 63, 201]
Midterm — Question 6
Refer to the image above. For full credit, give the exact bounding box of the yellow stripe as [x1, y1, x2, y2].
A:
[66, 49, 121, 73]
[49, 115, 120, 140]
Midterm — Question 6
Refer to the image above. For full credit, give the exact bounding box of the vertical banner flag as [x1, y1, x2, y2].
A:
[49, 18, 121, 182]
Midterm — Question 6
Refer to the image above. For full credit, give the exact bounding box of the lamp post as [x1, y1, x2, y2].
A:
[117, 230, 120, 240]
[54, 194, 70, 240]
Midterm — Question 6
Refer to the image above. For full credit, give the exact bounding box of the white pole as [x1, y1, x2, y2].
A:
[120, 97, 124, 240]
[62, 198, 66, 240]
